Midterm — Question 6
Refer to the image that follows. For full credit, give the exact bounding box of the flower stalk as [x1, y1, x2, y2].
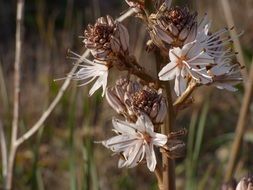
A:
[162, 81, 176, 190]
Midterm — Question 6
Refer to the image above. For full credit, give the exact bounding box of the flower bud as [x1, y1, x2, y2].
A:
[83, 15, 129, 61]
[148, 5, 197, 52]
[106, 78, 167, 123]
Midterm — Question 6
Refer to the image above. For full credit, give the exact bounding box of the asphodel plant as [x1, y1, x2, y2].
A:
[67, 0, 243, 189]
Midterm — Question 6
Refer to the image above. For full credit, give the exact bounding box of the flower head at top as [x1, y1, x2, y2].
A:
[84, 15, 129, 61]
[158, 40, 214, 96]
[106, 78, 167, 123]
[101, 114, 168, 172]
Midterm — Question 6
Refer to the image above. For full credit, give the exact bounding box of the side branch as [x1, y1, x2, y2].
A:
[15, 50, 90, 146]
[173, 80, 198, 107]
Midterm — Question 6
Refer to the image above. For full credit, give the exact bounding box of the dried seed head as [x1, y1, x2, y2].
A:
[148, 5, 197, 52]
[106, 78, 167, 123]
[236, 176, 253, 190]
[83, 15, 129, 61]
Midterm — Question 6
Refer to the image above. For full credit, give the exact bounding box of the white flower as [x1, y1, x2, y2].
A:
[72, 58, 109, 96]
[209, 57, 242, 91]
[158, 40, 214, 96]
[196, 15, 237, 60]
[101, 114, 168, 172]
[196, 15, 243, 91]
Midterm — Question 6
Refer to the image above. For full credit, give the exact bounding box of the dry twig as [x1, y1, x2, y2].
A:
[224, 60, 253, 182]
[6, 0, 25, 189]
[0, 121, 8, 184]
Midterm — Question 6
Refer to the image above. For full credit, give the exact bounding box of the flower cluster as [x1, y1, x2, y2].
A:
[125, 0, 243, 96]
[66, 0, 243, 175]
[71, 15, 130, 96]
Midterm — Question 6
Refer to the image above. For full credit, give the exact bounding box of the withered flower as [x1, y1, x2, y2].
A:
[84, 15, 129, 61]
[148, 3, 197, 52]
[106, 78, 167, 124]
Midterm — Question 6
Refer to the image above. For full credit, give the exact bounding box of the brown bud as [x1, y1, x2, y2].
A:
[148, 4, 197, 51]
[106, 78, 167, 123]
[83, 15, 129, 61]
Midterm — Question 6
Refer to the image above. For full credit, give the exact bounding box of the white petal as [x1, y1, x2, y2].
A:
[145, 144, 156, 172]
[112, 118, 137, 135]
[89, 70, 108, 96]
[158, 61, 178, 81]
[101, 71, 109, 96]
[125, 142, 144, 168]
[102, 135, 138, 152]
[151, 133, 168, 147]
[136, 114, 154, 133]
[188, 68, 212, 84]
[118, 158, 126, 168]
[174, 75, 187, 96]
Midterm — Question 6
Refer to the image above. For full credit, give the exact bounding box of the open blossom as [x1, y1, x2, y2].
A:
[101, 114, 168, 171]
[72, 57, 108, 96]
[158, 40, 214, 96]
[209, 58, 242, 91]
[196, 15, 237, 60]
[106, 78, 167, 123]
[196, 15, 243, 90]
[84, 15, 129, 61]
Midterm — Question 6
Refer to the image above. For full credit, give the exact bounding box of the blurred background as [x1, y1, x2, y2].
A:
[0, 0, 253, 189]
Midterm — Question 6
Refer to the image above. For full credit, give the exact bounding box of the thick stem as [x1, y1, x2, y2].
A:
[162, 82, 176, 190]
